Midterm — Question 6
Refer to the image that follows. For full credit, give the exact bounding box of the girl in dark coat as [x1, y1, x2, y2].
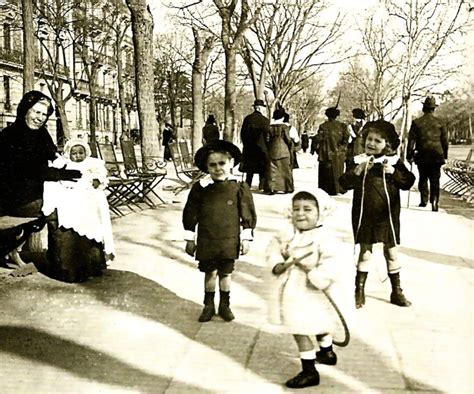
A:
[183, 140, 257, 322]
[339, 120, 415, 309]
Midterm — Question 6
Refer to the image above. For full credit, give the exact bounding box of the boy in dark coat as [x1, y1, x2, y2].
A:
[183, 140, 257, 322]
[340, 120, 415, 309]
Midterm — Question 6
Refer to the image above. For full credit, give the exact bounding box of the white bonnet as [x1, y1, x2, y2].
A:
[289, 186, 335, 225]
[63, 138, 91, 159]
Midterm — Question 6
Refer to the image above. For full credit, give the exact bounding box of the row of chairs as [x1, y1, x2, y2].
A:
[97, 140, 207, 216]
[168, 141, 206, 194]
[442, 148, 473, 202]
[97, 141, 167, 216]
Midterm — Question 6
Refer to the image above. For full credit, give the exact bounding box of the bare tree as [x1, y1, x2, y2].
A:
[385, 0, 468, 155]
[357, 11, 401, 119]
[34, 0, 83, 144]
[191, 27, 216, 152]
[213, 0, 262, 141]
[125, 0, 160, 162]
[242, 0, 347, 114]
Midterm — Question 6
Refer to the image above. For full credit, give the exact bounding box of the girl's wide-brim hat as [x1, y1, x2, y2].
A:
[194, 140, 242, 173]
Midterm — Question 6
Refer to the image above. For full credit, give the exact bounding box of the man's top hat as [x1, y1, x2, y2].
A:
[253, 99, 266, 107]
[423, 96, 437, 109]
[194, 140, 242, 173]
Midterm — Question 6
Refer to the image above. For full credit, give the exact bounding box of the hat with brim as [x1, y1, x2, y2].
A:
[352, 108, 366, 119]
[253, 99, 266, 107]
[423, 96, 437, 109]
[194, 140, 242, 173]
[325, 107, 340, 118]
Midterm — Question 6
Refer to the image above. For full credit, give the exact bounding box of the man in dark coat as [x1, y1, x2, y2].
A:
[239, 99, 270, 190]
[346, 108, 366, 165]
[407, 96, 448, 211]
[315, 107, 350, 195]
[162, 123, 174, 161]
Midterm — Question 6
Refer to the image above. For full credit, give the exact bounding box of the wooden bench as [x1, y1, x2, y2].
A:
[0, 216, 42, 275]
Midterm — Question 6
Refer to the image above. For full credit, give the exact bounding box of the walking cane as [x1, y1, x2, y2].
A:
[407, 161, 413, 208]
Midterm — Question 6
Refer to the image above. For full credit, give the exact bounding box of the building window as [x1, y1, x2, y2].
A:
[4, 76, 11, 111]
[3, 23, 11, 51]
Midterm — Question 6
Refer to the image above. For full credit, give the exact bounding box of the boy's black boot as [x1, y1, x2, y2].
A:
[198, 291, 215, 322]
[316, 345, 338, 365]
[285, 359, 320, 389]
[218, 291, 235, 321]
[389, 273, 412, 307]
[355, 271, 368, 309]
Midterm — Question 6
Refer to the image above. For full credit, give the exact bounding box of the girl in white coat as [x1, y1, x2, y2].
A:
[266, 187, 354, 389]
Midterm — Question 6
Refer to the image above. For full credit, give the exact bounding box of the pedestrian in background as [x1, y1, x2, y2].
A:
[202, 114, 220, 145]
[301, 130, 309, 153]
[346, 108, 367, 165]
[315, 107, 350, 195]
[162, 123, 174, 161]
[183, 140, 257, 322]
[264, 107, 294, 194]
[266, 188, 353, 389]
[340, 120, 415, 309]
[239, 99, 270, 190]
[407, 96, 448, 212]
[284, 111, 300, 169]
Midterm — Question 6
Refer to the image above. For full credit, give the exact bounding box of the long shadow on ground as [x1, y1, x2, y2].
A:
[0, 325, 209, 394]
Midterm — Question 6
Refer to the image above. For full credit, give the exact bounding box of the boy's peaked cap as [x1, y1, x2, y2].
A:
[194, 140, 242, 173]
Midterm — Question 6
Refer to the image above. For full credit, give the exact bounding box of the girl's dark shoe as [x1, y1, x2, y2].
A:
[355, 271, 368, 308]
[198, 291, 216, 322]
[316, 349, 337, 365]
[388, 272, 412, 307]
[218, 291, 235, 321]
[285, 370, 320, 389]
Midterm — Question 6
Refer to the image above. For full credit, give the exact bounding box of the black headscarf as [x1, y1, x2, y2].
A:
[0, 91, 57, 210]
[16, 90, 54, 120]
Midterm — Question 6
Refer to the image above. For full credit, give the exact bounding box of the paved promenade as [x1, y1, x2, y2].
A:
[0, 152, 473, 393]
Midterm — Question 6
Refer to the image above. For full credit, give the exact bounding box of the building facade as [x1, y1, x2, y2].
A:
[0, 0, 139, 145]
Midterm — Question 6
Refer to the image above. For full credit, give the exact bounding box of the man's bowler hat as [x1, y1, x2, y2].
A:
[194, 140, 242, 173]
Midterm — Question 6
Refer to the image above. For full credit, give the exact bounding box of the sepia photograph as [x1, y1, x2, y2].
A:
[0, 0, 472, 392]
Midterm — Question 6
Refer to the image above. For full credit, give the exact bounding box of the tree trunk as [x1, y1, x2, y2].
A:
[400, 96, 412, 160]
[192, 69, 204, 153]
[223, 48, 236, 142]
[125, 0, 160, 162]
[22, 0, 35, 93]
[116, 37, 128, 142]
[89, 94, 98, 157]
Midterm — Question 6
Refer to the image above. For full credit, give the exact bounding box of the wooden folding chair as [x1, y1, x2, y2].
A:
[168, 141, 206, 194]
[120, 140, 167, 205]
[96, 142, 143, 216]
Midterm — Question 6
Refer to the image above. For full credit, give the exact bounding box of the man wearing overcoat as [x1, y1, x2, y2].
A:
[239, 99, 270, 190]
[407, 96, 448, 212]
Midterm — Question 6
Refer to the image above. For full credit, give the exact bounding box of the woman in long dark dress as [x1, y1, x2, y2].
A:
[264, 108, 294, 194]
[0, 91, 81, 275]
